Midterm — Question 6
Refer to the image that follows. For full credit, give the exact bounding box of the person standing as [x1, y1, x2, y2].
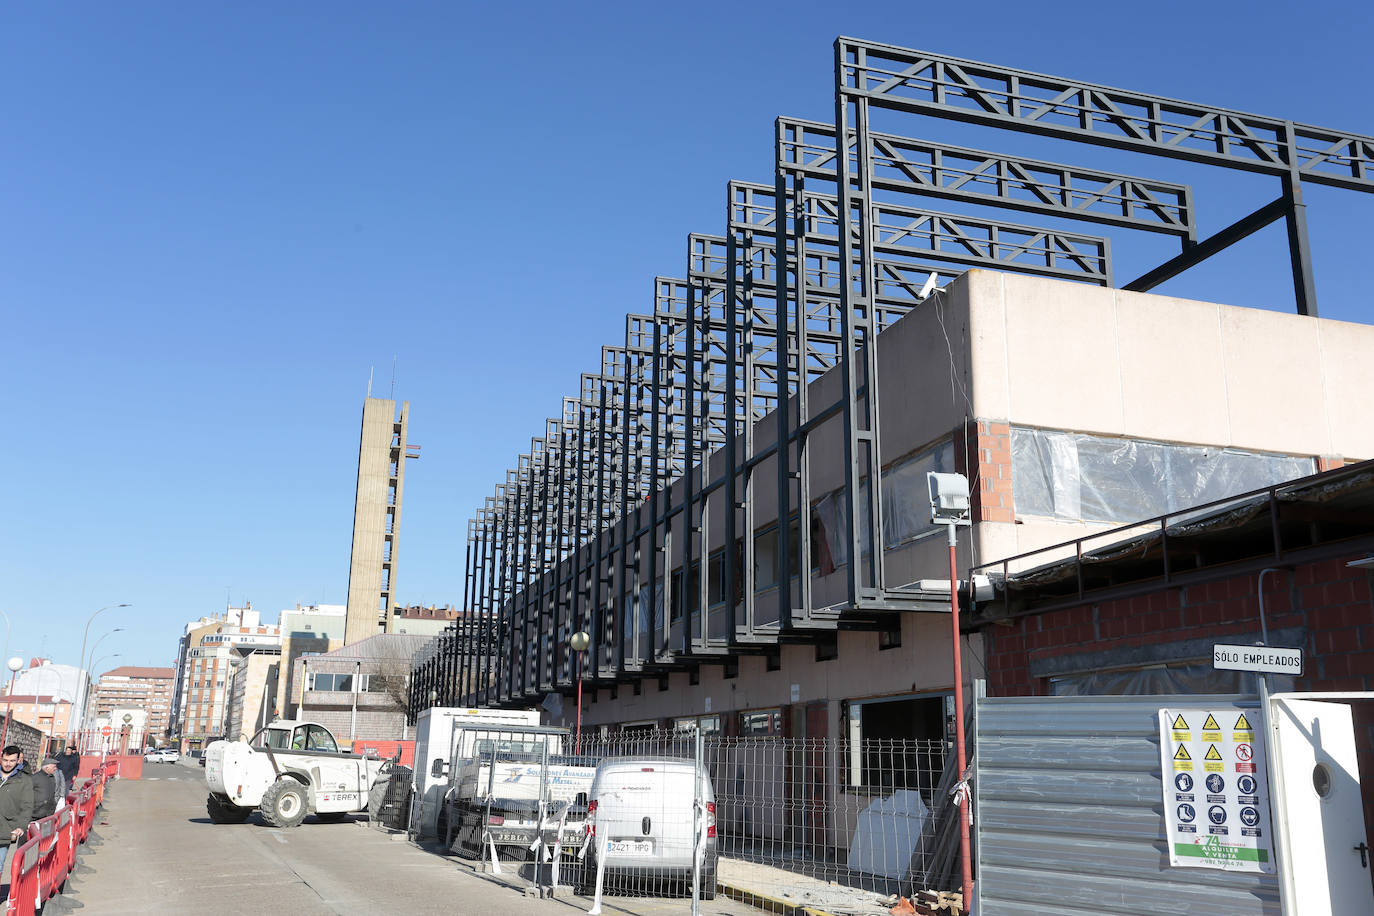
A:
[56, 743, 81, 785]
[31, 757, 65, 820]
[0, 745, 35, 892]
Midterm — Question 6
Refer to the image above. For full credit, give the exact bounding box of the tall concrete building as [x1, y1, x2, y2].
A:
[344, 397, 420, 644]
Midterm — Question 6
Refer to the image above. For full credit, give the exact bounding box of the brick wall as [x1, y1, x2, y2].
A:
[983, 553, 1374, 837]
[956, 419, 1013, 524]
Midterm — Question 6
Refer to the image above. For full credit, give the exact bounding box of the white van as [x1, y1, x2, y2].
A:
[582, 756, 718, 899]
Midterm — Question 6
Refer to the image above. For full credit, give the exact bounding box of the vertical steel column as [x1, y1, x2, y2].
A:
[834, 39, 887, 603]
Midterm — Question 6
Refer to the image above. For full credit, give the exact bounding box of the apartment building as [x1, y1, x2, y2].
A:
[93, 666, 175, 739]
[170, 604, 281, 747]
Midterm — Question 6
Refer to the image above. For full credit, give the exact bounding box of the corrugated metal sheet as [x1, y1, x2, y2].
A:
[974, 691, 1280, 915]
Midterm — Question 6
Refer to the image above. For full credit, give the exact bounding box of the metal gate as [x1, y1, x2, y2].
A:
[974, 689, 1280, 915]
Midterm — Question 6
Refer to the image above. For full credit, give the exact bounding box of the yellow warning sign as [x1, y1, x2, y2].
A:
[1174, 745, 1192, 761]
[1203, 743, 1225, 772]
[1205, 745, 1223, 761]
[1172, 715, 1189, 730]
[1203, 714, 1221, 730]
[1234, 713, 1252, 731]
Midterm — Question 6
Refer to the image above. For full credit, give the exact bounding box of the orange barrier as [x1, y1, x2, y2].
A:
[3, 763, 115, 916]
[3, 834, 40, 916]
[350, 739, 415, 767]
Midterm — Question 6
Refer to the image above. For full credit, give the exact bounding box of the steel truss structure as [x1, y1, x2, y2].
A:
[409, 38, 1374, 716]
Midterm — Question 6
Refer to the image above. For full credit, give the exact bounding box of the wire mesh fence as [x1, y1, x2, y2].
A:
[436, 726, 962, 904]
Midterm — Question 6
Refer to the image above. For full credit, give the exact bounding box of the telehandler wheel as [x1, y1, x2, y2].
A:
[206, 794, 251, 824]
[259, 778, 309, 828]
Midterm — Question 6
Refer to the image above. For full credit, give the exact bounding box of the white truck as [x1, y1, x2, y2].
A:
[204, 719, 391, 827]
[437, 723, 597, 857]
[411, 706, 547, 838]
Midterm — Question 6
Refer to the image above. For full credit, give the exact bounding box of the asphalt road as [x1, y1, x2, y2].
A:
[64, 761, 763, 916]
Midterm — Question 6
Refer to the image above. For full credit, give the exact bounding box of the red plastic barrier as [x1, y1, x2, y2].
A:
[3, 834, 41, 916]
[349, 740, 415, 767]
[24, 812, 63, 906]
[54, 804, 73, 891]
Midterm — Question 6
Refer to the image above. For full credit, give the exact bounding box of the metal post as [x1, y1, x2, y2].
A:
[1258, 676, 1294, 915]
[947, 525, 973, 908]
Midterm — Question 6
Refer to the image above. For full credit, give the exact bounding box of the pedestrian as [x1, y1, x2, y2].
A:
[32, 757, 65, 821]
[56, 742, 81, 784]
[0, 745, 35, 893]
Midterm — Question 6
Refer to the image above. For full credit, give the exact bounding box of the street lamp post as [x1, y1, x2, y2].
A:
[927, 472, 974, 910]
[73, 604, 129, 739]
[77, 628, 123, 739]
[569, 631, 590, 755]
[81, 652, 122, 752]
[2, 657, 23, 748]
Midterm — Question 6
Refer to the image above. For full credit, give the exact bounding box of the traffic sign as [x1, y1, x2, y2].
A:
[1213, 644, 1302, 675]
[100, 726, 112, 737]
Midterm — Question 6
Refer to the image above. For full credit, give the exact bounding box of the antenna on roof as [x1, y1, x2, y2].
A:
[390, 355, 397, 400]
[367, 366, 374, 399]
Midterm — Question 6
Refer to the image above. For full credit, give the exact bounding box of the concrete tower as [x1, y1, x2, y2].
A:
[344, 397, 419, 644]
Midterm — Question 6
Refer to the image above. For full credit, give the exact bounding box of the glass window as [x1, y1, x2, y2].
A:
[305, 725, 337, 753]
[738, 709, 781, 735]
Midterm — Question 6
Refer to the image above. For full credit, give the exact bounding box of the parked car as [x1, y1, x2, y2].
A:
[143, 747, 178, 763]
[581, 757, 717, 899]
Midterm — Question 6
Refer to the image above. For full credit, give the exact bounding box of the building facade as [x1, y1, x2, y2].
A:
[344, 397, 420, 644]
[970, 461, 1374, 830]
[418, 272, 1372, 750]
[0, 695, 73, 748]
[93, 666, 175, 740]
[391, 604, 459, 637]
[274, 603, 347, 719]
[170, 604, 281, 748]
[223, 647, 281, 743]
[294, 634, 427, 744]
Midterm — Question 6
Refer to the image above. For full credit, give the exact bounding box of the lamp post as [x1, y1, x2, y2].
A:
[78, 629, 123, 739]
[2, 657, 23, 749]
[73, 604, 129, 738]
[84, 653, 122, 750]
[927, 472, 974, 910]
[569, 631, 590, 754]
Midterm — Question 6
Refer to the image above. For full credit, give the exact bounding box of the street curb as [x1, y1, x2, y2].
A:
[716, 879, 841, 916]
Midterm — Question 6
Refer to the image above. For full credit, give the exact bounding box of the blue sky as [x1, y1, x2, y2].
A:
[2, 2, 1371, 674]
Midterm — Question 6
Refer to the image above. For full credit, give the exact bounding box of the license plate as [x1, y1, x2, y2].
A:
[607, 839, 653, 856]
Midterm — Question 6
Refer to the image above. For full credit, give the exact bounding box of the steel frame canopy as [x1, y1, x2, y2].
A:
[411, 37, 1372, 716]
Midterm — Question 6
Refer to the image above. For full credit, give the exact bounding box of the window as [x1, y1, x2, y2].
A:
[1011, 427, 1316, 523]
[844, 694, 952, 793]
[309, 673, 354, 692]
[738, 709, 781, 735]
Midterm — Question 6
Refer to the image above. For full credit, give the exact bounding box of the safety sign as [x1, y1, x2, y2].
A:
[1158, 707, 1275, 874]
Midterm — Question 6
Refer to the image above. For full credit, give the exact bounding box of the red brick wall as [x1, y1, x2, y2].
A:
[956, 420, 1013, 524]
[983, 554, 1374, 836]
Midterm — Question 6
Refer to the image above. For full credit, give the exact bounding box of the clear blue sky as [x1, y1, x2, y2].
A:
[2, 2, 1371, 674]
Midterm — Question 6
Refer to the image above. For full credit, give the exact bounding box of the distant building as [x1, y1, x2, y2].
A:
[96, 706, 148, 753]
[93, 666, 175, 740]
[223, 647, 281, 743]
[292, 633, 428, 744]
[391, 604, 460, 638]
[344, 397, 420, 645]
[7, 659, 82, 705]
[0, 695, 73, 748]
[274, 603, 347, 719]
[169, 604, 281, 748]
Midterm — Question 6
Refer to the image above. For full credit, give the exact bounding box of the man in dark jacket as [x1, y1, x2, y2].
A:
[56, 743, 80, 784]
[31, 757, 64, 820]
[0, 745, 35, 891]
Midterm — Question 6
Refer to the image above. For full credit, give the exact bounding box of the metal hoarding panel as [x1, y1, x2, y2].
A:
[974, 693, 1279, 915]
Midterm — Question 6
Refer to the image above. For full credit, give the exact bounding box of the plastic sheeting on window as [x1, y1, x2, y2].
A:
[1011, 427, 1315, 523]
[1049, 663, 1295, 696]
[811, 440, 957, 569]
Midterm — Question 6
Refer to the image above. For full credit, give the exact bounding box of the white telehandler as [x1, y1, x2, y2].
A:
[205, 719, 391, 827]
